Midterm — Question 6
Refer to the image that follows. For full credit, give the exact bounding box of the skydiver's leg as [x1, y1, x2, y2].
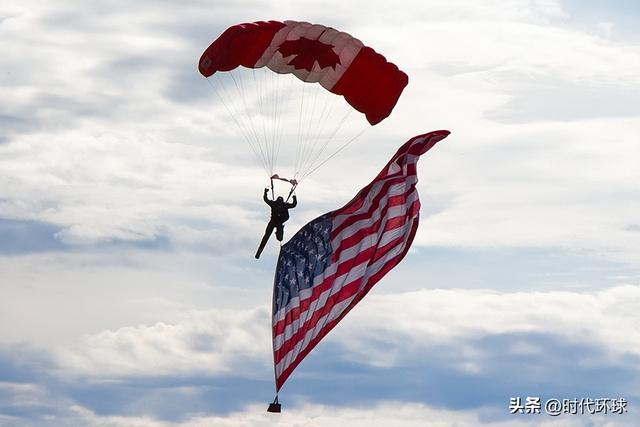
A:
[275, 224, 284, 241]
[255, 222, 275, 259]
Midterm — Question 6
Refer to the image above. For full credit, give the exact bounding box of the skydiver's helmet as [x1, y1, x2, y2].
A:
[276, 197, 284, 204]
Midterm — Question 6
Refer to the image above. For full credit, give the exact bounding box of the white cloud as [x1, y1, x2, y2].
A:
[0, 131, 265, 249]
[0, 250, 273, 346]
[4, 398, 614, 427]
[331, 285, 640, 371]
[414, 117, 640, 264]
[0, 379, 614, 427]
[55, 307, 271, 378]
[51, 285, 640, 380]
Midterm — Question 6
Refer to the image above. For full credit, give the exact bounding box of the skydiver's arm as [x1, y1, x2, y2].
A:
[263, 188, 271, 204]
[287, 195, 297, 209]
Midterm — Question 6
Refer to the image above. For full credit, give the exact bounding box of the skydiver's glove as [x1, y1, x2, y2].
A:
[264, 188, 269, 193]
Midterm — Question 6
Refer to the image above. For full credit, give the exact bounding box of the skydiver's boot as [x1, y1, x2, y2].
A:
[255, 231, 271, 259]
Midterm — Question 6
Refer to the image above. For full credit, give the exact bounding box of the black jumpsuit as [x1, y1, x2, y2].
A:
[255, 189, 297, 259]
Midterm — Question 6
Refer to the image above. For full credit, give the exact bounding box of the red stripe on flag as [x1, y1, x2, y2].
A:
[332, 176, 417, 239]
[272, 200, 419, 338]
[334, 192, 419, 253]
[275, 216, 419, 390]
[274, 198, 421, 352]
[333, 187, 418, 244]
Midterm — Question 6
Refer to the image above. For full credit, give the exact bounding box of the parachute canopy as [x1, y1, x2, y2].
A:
[199, 20, 408, 125]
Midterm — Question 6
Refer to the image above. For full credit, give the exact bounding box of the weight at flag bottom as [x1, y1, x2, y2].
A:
[272, 130, 450, 391]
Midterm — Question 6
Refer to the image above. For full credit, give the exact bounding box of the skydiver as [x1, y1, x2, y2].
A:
[255, 188, 297, 259]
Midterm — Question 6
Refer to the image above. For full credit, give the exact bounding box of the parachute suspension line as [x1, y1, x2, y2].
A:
[301, 125, 368, 181]
[247, 70, 275, 176]
[298, 81, 316, 175]
[307, 82, 334, 150]
[298, 95, 345, 176]
[306, 86, 338, 158]
[285, 181, 298, 203]
[298, 81, 322, 177]
[296, 81, 318, 177]
[231, 71, 272, 176]
[205, 77, 270, 176]
[270, 176, 275, 200]
[205, 78, 254, 150]
[273, 72, 291, 178]
[294, 82, 306, 178]
[253, 68, 271, 174]
[264, 68, 277, 175]
[299, 107, 353, 177]
[269, 69, 279, 174]
[295, 82, 313, 179]
[271, 70, 288, 178]
[222, 71, 266, 174]
[235, 70, 262, 155]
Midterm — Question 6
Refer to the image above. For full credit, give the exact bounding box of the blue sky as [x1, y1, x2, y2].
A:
[1, 0, 639, 426]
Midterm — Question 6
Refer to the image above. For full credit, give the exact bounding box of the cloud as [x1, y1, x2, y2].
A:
[0, 219, 67, 254]
[0, 392, 630, 427]
[336, 285, 640, 364]
[0, 250, 275, 347]
[0, 131, 266, 251]
[486, 76, 640, 122]
[55, 307, 272, 379]
[413, 117, 640, 263]
[49, 286, 640, 407]
[2, 284, 639, 424]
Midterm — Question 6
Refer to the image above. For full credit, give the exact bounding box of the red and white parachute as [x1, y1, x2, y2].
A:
[199, 20, 408, 186]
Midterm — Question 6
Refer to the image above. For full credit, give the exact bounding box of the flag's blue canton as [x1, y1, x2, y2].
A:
[273, 214, 333, 313]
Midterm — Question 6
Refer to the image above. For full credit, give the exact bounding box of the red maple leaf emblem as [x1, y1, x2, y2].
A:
[277, 38, 340, 72]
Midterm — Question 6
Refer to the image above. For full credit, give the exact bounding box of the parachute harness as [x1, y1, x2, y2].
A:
[270, 176, 275, 200]
[285, 184, 297, 203]
[270, 174, 298, 202]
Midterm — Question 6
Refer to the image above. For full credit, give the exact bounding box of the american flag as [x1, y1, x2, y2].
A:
[272, 130, 450, 391]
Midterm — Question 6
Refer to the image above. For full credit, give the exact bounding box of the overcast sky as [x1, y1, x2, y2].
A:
[1, 1, 639, 426]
